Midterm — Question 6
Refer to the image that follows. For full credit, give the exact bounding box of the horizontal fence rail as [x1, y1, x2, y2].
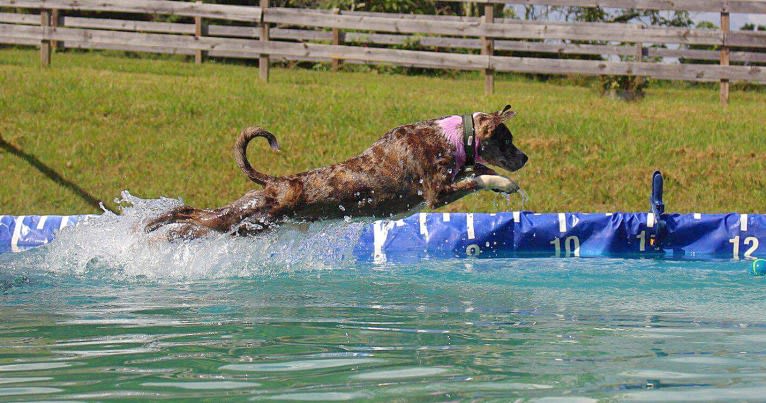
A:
[439, 0, 766, 13]
[1, 0, 764, 102]
[0, 0, 262, 21]
[4, 12, 763, 64]
[263, 8, 766, 48]
[2, 22, 763, 82]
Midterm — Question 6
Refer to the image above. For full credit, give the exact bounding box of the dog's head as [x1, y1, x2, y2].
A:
[474, 105, 527, 172]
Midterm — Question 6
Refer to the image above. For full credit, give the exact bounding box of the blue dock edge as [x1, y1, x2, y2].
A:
[353, 211, 765, 263]
[0, 214, 83, 253]
[1, 212, 764, 262]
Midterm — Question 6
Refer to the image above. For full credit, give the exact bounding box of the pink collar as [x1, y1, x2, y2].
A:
[436, 115, 483, 177]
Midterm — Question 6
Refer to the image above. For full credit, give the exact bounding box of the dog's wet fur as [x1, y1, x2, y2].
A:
[145, 105, 527, 239]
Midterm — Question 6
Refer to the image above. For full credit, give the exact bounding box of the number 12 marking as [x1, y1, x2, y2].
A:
[730, 236, 760, 259]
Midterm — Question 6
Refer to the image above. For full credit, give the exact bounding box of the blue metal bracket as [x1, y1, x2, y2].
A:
[649, 171, 667, 250]
[650, 171, 665, 216]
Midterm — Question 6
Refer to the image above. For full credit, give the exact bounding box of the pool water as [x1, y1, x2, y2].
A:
[1, 198, 765, 401]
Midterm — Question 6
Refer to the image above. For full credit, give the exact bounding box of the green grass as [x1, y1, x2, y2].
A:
[1, 48, 765, 216]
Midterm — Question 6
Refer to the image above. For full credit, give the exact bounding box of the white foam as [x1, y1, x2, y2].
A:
[9, 191, 366, 280]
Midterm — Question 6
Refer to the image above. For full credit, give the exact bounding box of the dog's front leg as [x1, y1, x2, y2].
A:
[475, 175, 520, 194]
[427, 175, 519, 209]
[472, 163, 498, 176]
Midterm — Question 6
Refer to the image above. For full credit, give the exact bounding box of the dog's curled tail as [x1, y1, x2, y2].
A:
[234, 126, 280, 185]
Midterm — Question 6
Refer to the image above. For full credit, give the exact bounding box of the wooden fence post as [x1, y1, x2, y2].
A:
[634, 42, 644, 88]
[194, 1, 208, 64]
[720, 10, 730, 105]
[331, 8, 342, 71]
[259, 0, 270, 82]
[482, 4, 494, 95]
[40, 9, 51, 66]
[51, 9, 63, 50]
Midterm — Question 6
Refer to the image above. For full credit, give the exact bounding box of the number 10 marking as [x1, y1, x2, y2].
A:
[550, 236, 580, 257]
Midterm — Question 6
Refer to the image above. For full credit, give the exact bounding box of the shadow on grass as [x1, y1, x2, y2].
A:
[0, 136, 116, 214]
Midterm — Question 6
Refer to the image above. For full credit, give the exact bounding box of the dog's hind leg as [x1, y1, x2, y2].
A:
[166, 223, 214, 240]
[145, 206, 213, 233]
[233, 218, 276, 236]
[156, 215, 273, 241]
[144, 205, 244, 234]
[144, 191, 272, 237]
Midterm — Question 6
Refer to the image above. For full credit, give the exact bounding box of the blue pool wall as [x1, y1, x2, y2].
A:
[1, 212, 764, 262]
[354, 212, 765, 263]
[0, 215, 84, 253]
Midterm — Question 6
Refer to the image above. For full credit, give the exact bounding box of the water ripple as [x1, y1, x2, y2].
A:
[0, 363, 71, 372]
[352, 367, 448, 380]
[221, 358, 385, 372]
[142, 381, 260, 390]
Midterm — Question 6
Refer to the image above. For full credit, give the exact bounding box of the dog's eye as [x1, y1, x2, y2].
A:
[504, 139, 511, 145]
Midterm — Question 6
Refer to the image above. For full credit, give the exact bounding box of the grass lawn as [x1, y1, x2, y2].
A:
[1, 48, 764, 216]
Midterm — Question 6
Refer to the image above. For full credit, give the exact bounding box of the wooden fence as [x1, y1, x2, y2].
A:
[1, 0, 765, 104]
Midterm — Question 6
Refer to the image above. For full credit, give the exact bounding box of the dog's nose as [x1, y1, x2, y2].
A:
[521, 154, 528, 165]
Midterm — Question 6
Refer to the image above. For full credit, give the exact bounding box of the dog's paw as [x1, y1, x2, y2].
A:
[144, 218, 166, 233]
[475, 175, 519, 194]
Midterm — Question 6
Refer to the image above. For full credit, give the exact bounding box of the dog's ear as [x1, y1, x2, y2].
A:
[498, 104, 516, 122]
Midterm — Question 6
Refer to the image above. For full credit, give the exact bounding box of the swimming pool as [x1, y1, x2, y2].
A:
[2, 196, 766, 401]
[2, 256, 765, 401]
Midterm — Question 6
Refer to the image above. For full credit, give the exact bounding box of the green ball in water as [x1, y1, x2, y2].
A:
[752, 259, 766, 276]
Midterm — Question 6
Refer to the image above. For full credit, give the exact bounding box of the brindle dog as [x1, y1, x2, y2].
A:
[145, 105, 527, 239]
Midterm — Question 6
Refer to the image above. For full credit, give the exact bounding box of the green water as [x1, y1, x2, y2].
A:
[1, 256, 766, 401]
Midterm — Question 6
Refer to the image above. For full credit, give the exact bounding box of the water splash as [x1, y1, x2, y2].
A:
[517, 188, 529, 210]
[4, 192, 368, 281]
[499, 185, 528, 211]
